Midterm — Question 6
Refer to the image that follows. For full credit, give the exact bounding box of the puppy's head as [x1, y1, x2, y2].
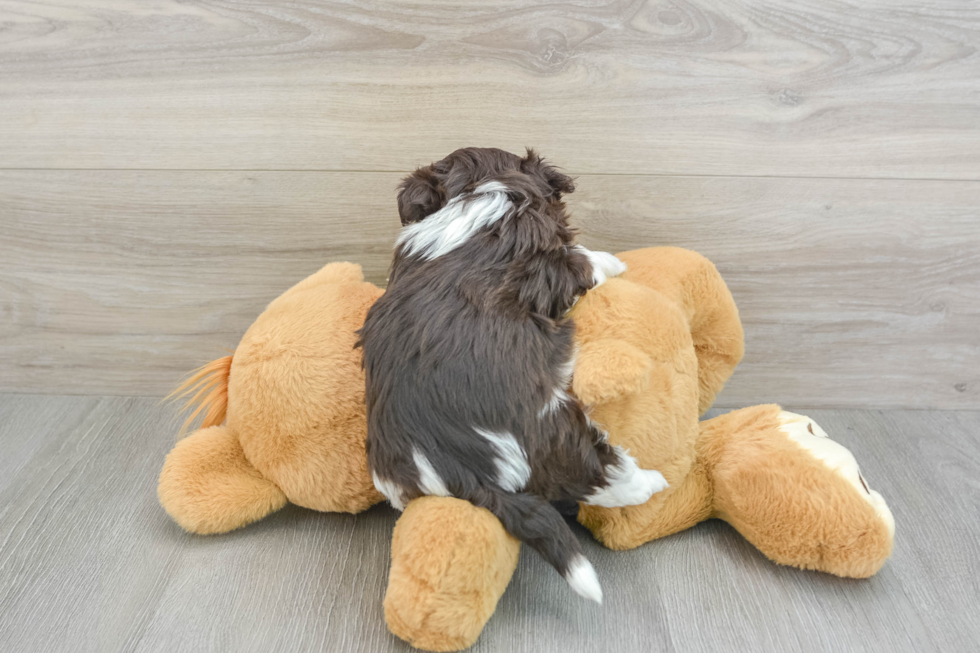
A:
[396, 147, 575, 228]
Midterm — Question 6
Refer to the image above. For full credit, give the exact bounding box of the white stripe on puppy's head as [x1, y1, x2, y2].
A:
[396, 182, 514, 261]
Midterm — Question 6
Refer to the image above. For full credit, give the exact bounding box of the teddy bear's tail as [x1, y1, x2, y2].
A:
[467, 487, 603, 604]
[159, 354, 288, 534]
[166, 354, 234, 437]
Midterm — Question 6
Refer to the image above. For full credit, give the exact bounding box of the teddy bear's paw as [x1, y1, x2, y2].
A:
[778, 411, 895, 539]
[584, 448, 669, 508]
[385, 497, 520, 651]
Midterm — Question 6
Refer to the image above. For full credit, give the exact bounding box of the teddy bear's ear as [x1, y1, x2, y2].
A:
[397, 165, 447, 225]
[572, 339, 655, 405]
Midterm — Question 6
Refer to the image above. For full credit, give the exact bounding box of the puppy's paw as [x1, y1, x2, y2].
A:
[616, 469, 669, 507]
[585, 450, 669, 508]
[638, 469, 669, 497]
[573, 246, 627, 288]
[587, 251, 627, 287]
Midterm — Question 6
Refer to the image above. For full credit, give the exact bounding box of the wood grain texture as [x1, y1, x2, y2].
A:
[2, 170, 978, 408]
[0, 0, 979, 178]
[1, 394, 978, 652]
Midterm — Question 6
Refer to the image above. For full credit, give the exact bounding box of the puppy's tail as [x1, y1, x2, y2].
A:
[468, 488, 602, 603]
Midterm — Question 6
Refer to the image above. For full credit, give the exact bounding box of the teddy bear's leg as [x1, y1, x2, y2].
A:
[158, 425, 287, 534]
[384, 496, 520, 652]
[616, 247, 745, 414]
[579, 459, 713, 550]
[703, 405, 895, 578]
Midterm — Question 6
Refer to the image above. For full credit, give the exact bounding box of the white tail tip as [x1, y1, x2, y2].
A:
[565, 555, 603, 604]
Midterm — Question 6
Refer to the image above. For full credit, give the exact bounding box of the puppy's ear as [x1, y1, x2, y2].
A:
[397, 166, 446, 225]
[522, 148, 575, 197]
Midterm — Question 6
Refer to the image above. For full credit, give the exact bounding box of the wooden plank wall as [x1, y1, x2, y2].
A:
[1, 1, 978, 408]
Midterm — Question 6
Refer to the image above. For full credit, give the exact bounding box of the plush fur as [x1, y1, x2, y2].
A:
[383, 497, 521, 652]
[159, 261, 384, 533]
[158, 246, 895, 652]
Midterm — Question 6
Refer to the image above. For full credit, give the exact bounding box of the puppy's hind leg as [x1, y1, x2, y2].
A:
[584, 423, 668, 508]
[536, 406, 665, 510]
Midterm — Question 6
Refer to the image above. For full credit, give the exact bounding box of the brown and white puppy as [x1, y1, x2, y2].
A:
[357, 148, 667, 603]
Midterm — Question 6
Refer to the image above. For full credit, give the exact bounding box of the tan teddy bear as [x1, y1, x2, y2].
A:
[159, 247, 894, 652]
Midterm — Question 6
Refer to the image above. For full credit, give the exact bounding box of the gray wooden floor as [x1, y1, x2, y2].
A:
[1, 394, 977, 652]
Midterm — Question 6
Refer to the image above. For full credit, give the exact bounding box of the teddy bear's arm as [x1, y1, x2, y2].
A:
[571, 339, 655, 406]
